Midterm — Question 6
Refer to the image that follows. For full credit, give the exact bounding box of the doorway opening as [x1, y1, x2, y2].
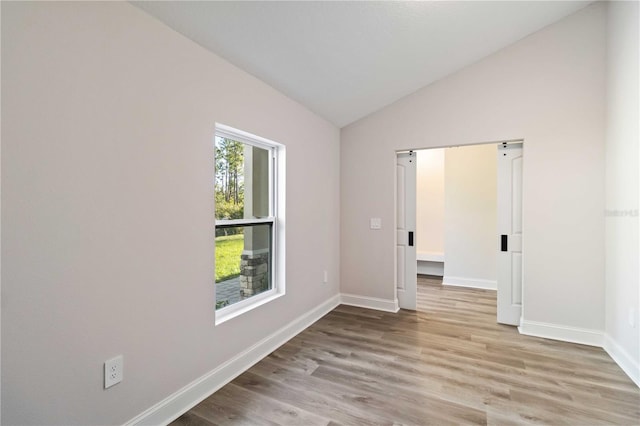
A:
[395, 141, 523, 325]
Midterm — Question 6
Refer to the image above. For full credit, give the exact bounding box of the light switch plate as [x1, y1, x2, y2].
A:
[370, 218, 382, 230]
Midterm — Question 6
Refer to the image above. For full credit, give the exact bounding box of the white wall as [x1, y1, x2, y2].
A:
[416, 149, 444, 255]
[0, 3, 3, 419]
[443, 145, 497, 288]
[1, 3, 340, 424]
[604, 1, 639, 385]
[341, 3, 605, 333]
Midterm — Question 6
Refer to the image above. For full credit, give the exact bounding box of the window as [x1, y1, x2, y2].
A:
[214, 124, 285, 323]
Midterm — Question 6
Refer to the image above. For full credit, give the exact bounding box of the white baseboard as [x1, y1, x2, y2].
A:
[125, 294, 341, 426]
[442, 276, 497, 290]
[603, 334, 640, 387]
[518, 320, 603, 347]
[340, 293, 399, 313]
[417, 261, 444, 276]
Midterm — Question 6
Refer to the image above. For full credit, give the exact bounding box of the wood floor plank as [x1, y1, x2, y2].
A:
[189, 396, 273, 426]
[170, 412, 216, 426]
[203, 383, 330, 426]
[172, 275, 640, 425]
[233, 371, 389, 425]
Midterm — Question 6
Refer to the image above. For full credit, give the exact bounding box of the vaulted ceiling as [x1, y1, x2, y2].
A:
[132, 1, 592, 127]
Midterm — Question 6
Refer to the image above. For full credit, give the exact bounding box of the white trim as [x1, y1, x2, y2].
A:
[216, 218, 274, 227]
[442, 276, 497, 290]
[417, 261, 444, 276]
[215, 290, 284, 325]
[215, 123, 284, 151]
[340, 293, 400, 313]
[518, 320, 603, 347]
[603, 334, 640, 387]
[125, 294, 341, 426]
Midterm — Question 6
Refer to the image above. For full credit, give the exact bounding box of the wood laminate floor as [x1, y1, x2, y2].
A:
[172, 276, 640, 425]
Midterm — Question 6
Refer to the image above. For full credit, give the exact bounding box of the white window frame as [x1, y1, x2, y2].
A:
[214, 123, 286, 325]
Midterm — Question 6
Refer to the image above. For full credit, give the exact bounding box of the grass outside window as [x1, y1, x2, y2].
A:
[215, 234, 243, 282]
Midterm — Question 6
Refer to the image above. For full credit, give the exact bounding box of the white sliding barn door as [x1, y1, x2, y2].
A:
[497, 142, 523, 325]
[396, 151, 417, 310]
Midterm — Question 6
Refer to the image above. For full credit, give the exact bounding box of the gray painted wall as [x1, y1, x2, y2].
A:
[341, 4, 606, 330]
[1, 3, 340, 424]
[605, 0, 639, 382]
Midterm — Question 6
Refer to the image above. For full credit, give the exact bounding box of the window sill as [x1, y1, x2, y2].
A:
[215, 289, 284, 325]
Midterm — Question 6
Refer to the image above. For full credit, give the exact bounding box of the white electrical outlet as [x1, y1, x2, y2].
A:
[323, 270, 328, 283]
[370, 218, 382, 230]
[104, 355, 123, 389]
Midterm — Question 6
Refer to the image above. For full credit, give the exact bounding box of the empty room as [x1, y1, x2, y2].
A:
[1, 1, 638, 425]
